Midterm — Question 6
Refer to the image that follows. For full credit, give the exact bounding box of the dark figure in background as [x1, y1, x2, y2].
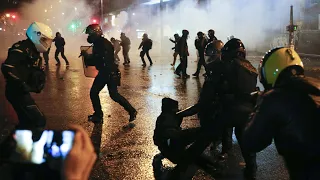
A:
[110, 37, 121, 66]
[208, 29, 218, 43]
[193, 31, 208, 77]
[243, 47, 320, 180]
[43, 47, 50, 65]
[83, 24, 137, 123]
[138, 33, 153, 66]
[153, 98, 216, 179]
[175, 29, 190, 78]
[1, 22, 53, 130]
[177, 38, 258, 179]
[53, 32, 69, 66]
[169, 33, 180, 66]
[120, 32, 131, 65]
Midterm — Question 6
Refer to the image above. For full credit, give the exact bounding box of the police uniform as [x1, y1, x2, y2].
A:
[89, 37, 136, 121]
[243, 47, 320, 180]
[177, 38, 258, 179]
[138, 35, 153, 66]
[1, 39, 46, 129]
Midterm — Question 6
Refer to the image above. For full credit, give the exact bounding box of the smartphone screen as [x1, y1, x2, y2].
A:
[6, 130, 75, 165]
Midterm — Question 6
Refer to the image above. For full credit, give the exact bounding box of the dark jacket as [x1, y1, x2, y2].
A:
[1, 39, 45, 92]
[194, 37, 208, 53]
[139, 38, 153, 51]
[120, 36, 131, 49]
[243, 76, 320, 179]
[53, 37, 65, 49]
[92, 37, 117, 72]
[198, 57, 258, 126]
[177, 36, 188, 57]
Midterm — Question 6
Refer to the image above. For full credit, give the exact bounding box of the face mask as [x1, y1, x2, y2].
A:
[87, 35, 94, 44]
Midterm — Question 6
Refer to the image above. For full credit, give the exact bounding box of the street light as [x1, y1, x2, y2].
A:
[6, 14, 10, 17]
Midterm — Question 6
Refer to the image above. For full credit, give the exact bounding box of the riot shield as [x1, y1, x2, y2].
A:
[80, 46, 98, 78]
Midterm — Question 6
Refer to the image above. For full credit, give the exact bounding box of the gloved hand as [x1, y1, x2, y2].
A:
[79, 50, 88, 58]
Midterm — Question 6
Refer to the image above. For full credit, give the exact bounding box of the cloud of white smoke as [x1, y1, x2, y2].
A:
[0, 0, 96, 59]
[107, 0, 302, 55]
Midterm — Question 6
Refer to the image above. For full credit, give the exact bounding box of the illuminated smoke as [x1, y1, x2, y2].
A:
[107, 0, 302, 54]
[0, 0, 95, 59]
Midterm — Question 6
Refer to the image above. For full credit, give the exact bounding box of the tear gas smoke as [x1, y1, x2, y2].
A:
[0, 0, 95, 59]
[106, 0, 302, 55]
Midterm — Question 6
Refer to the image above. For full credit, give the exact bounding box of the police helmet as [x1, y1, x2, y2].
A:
[259, 47, 304, 89]
[221, 38, 246, 60]
[26, 22, 54, 53]
[204, 40, 224, 64]
[84, 24, 103, 36]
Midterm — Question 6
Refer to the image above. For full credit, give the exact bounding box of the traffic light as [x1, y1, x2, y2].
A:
[286, 25, 298, 32]
[91, 19, 98, 24]
[68, 20, 82, 32]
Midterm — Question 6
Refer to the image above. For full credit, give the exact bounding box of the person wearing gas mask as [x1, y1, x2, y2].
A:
[82, 24, 137, 123]
[174, 29, 190, 78]
[243, 47, 320, 180]
[53, 32, 69, 66]
[193, 31, 208, 77]
[176, 38, 258, 180]
[1, 22, 53, 130]
[138, 33, 153, 66]
[120, 33, 131, 65]
[207, 29, 218, 43]
[169, 33, 180, 66]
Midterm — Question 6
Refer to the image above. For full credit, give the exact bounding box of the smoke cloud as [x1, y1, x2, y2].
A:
[0, 0, 303, 59]
[106, 0, 302, 54]
[0, 0, 95, 59]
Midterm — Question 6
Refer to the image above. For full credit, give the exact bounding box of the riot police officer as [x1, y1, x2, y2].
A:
[243, 47, 320, 180]
[138, 33, 153, 66]
[83, 24, 137, 123]
[1, 22, 53, 129]
[176, 38, 258, 179]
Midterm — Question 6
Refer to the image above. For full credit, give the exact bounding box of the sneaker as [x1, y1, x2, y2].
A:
[129, 110, 137, 122]
[142, 63, 146, 67]
[88, 114, 103, 123]
[174, 71, 181, 77]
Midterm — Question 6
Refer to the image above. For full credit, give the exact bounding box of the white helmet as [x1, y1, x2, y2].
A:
[26, 22, 54, 53]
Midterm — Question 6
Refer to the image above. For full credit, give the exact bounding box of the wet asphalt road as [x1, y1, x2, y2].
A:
[0, 52, 320, 180]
